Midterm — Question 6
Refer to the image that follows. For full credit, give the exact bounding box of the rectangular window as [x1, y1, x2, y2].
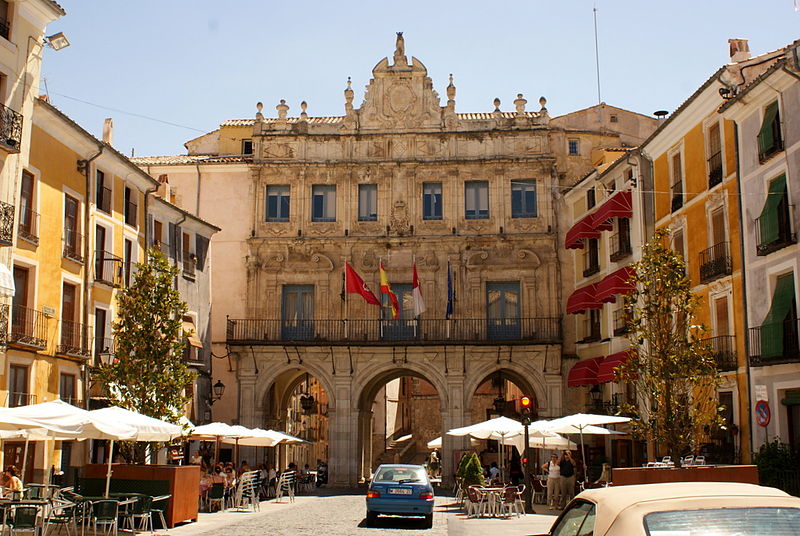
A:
[758, 101, 783, 162]
[63, 194, 82, 262]
[18, 170, 36, 243]
[9, 365, 28, 407]
[759, 272, 797, 360]
[422, 182, 442, 220]
[96, 170, 111, 213]
[586, 187, 596, 210]
[124, 187, 137, 227]
[584, 238, 600, 277]
[568, 139, 580, 155]
[0, 1, 10, 41]
[242, 139, 253, 155]
[585, 309, 601, 342]
[707, 122, 723, 188]
[756, 174, 793, 255]
[94, 307, 108, 366]
[486, 282, 521, 340]
[358, 184, 378, 221]
[153, 220, 164, 251]
[182, 232, 195, 279]
[281, 285, 314, 341]
[124, 238, 133, 286]
[311, 185, 336, 222]
[671, 153, 683, 212]
[511, 180, 537, 218]
[265, 185, 290, 222]
[59, 373, 76, 405]
[465, 181, 489, 219]
[673, 228, 687, 274]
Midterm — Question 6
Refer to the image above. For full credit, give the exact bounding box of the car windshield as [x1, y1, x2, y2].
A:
[374, 467, 427, 483]
[644, 507, 800, 536]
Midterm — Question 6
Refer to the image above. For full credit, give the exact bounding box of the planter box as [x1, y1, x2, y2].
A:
[82, 464, 199, 527]
[612, 465, 759, 486]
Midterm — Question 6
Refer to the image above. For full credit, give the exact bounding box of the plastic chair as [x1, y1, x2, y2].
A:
[682, 455, 694, 466]
[694, 456, 706, 466]
[9, 505, 40, 536]
[206, 483, 225, 512]
[91, 500, 119, 536]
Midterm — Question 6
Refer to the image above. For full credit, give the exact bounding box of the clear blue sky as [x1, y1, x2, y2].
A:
[38, 0, 799, 157]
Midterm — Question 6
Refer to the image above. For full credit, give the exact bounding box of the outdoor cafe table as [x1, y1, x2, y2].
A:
[477, 487, 506, 517]
[0, 499, 52, 536]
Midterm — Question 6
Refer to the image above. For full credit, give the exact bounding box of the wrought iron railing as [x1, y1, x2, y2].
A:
[58, 320, 91, 359]
[94, 251, 123, 287]
[705, 335, 737, 372]
[182, 252, 196, 279]
[0, 102, 22, 153]
[60, 396, 84, 407]
[756, 205, 795, 256]
[8, 392, 36, 408]
[0, 200, 13, 246]
[63, 230, 84, 263]
[17, 207, 39, 245]
[699, 241, 732, 283]
[125, 200, 137, 227]
[749, 318, 800, 366]
[609, 232, 632, 262]
[226, 317, 562, 345]
[97, 186, 111, 214]
[0, 303, 7, 347]
[707, 152, 723, 188]
[10, 305, 47, 349]
[151, 239, 169, 253]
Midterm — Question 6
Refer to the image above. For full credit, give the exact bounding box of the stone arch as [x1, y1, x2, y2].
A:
[353, 360, 450, 411]
[254, 359, 337, 427]
[463, 360, 548, 413]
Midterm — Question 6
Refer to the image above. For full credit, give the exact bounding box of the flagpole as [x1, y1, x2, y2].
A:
[344, 259, 349, 339]
[446, 261, 451, 340]
[379, 256, 384, 340]
[412, 254, 418, 339]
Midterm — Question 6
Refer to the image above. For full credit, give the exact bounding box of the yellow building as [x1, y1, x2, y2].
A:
[5, 98, 157, 482]
[639, 41, 786, 463]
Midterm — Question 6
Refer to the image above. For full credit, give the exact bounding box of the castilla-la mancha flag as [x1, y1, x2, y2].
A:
[412, 263, 426, 316]
[345, 262, 380, 306]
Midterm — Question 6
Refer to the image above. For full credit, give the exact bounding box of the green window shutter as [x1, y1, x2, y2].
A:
[758, 101, 779, 160]
[781, 389, 800, 406]
[760, 273, 796, 359]
[757, 174, 787, 247]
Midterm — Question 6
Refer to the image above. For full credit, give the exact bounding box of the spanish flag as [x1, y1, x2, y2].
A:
[379, 261, 399, 319]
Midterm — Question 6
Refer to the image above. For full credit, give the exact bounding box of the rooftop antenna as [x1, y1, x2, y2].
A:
[593, 2, 602, 104]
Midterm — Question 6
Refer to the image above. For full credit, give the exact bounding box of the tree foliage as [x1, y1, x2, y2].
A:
[96, 249, 196, 424]
[617, 229, 721, 463]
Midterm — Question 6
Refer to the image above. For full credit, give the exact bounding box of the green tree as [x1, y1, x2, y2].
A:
[460, 453, 485, 487]
[617, 229, 721, 464]
[96, 249, 196, 425]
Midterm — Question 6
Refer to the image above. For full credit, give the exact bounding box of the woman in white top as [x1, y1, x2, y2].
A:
[541, 453, 561, 510]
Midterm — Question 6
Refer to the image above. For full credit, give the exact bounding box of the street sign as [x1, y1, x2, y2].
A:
[755, 400, 771, 427]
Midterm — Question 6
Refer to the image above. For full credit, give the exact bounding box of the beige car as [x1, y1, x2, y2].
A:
[537, 481, 800, 536]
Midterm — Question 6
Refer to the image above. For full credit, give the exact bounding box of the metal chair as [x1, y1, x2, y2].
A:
[43, 499, 77, 536]
[206, 483, 225, 512]
[125, 495, 153, 534]
[91, 500, 119, 536]
[9, 505, 41, 536]
[149, 495, 170, 530]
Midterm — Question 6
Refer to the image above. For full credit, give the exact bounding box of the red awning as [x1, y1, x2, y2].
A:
[595, 266, 637, 303]
[591, 190, 633, 231]
[566, 284, 602, 314]
[564, 214, 601, 249]
[597, 350, 636, 383]
[567, 357, 604, 387]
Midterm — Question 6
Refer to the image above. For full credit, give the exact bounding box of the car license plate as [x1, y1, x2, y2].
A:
[388, 488, 412, 495]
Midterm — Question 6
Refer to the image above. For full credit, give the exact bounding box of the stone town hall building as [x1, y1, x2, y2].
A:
[135, 35, 656, 485]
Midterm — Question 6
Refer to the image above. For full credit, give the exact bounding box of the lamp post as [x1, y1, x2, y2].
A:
[520, 395, 533, 513]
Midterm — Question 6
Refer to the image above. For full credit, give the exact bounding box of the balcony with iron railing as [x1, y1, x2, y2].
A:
[705, 335, 737, 372]
[0, 200, 13, 246]
[10, 305, 47, 349]
[17, 207, 39, 245]
[699, 241, 732, 283]
[226, 317, 562, 346]
[57, 320, 91, 359]
[756, 206, 796, 256]
[151, 239, 170, 254]
[63, 230, 84, 263]
[749, 318, 800, 366]
[94, 251, 123, 287]
[613, 309, 628, 336]
[0, 102, 23, 154]
[7, 392, 36, 408]
[586, 393, 632, 416]
[609, 232, 632, 262]
[707, 152, 723, 188]
[97, 186, 111, 214]
[182, 252, 196, 279]
[60, 396, 84, 408]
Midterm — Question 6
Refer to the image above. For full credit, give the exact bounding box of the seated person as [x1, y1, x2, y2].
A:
[2, 466, 23, 498]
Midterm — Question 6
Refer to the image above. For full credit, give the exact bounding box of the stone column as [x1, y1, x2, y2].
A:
[441, 374, 468, 484]
[328, 375, 359, 486]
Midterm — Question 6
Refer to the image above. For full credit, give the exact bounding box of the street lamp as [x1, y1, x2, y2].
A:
[44, 32, 70, 51]
[520, 395, 533, 513]
[206, 379, 225, 405]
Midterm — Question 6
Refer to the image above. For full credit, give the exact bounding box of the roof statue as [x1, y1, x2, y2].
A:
[394, 32, 406, 65]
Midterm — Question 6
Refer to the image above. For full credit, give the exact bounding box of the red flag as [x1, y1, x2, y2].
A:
[344, 262, 381, 306]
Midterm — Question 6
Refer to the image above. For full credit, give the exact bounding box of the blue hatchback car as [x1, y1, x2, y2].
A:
[366, 464, 434, 528]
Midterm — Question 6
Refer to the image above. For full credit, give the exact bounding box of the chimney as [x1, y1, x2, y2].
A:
[102, 118, 113, 145]
[157, 174, 170, 200]
[729, 39, 751, 62]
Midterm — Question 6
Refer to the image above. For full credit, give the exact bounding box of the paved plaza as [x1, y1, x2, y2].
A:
[165, 491, 557, 536]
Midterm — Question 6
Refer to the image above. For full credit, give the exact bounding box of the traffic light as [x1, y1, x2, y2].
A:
[520, 396, 532, 425]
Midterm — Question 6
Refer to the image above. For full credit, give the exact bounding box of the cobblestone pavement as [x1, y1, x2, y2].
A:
[166, 491, 557, 536]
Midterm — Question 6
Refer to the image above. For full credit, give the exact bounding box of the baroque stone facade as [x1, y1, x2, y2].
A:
[135, 34, 655, 485]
